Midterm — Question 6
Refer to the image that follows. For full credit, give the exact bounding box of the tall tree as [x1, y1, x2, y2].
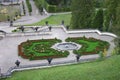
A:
[104, 0, 118, 31]
[92, 9, 104, 31]
[70, 0, 94, 29]
[111, 3, 120, 36]
[46, 0, 62, 5]
[110, 1, 120, 55]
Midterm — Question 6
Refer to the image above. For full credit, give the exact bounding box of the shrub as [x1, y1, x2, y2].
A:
[47, 5, 56, 12]
[26, 0, 32, 14]
[34, 0, 71, 13]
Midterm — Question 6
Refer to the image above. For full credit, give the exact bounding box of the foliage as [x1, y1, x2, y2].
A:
[92, 9, 104, 31]
[103, 48, 107, 57]
[47, 5, 56, 12]
[34, 0, 44, 13]
[70, 0, 94, 29]
[98, 51, 104, 60]
[66, 37, 110, 55]
[2, 55, 120, 80]
[114, 38, 120, 55]
[34, 0, 71, 13]
[94, 0, 104, 8]
[26, 0, 32, 14]
[111, 3, 120, 36]
[46, 0, 62, 5]
[104, 0, 118, 31]
[104, 0, 120, 55]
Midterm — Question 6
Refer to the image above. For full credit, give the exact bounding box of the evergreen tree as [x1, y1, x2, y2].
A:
[92, 9, 104, 31]
[111, 3, 120, 36]
[46, 0, 62, 5]
[104, 0, 118, 31]
[70, 0, 94, 29]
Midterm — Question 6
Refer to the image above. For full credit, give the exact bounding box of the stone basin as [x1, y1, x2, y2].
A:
[52, 42, 81, 51]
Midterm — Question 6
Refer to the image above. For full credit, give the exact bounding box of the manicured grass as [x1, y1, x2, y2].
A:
[19, 39, 69, 60]
[29, 13, 71, 26]
[78, 40, 99, 52]
[66, 37, 110, 55]
[2, 55, 120, 80]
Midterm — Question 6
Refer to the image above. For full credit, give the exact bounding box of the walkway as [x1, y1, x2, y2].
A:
[0, 0, 50, 26]
[0, 26, 116, 74]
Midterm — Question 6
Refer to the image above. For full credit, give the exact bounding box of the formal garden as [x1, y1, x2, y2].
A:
[18, 37, 109, 60]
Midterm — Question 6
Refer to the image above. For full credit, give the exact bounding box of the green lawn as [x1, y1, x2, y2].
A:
[2, 55, 120, 80]
[78, 40, 99, 52]
[66, 37, 109, 55]
[29, 13, 71, 26]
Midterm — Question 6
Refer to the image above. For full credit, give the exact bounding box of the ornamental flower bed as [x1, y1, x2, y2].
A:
[66, 37, 110, 55]
[18, 39, 69, 60]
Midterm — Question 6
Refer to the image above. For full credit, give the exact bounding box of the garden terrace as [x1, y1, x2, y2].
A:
[18, 38, 69, 60]
[66, 37, 110, 55]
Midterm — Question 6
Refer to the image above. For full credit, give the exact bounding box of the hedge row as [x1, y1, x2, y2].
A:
[34, 0, 70, 13]
[47, 5, 70, 13]
[26, 0, 32, 14]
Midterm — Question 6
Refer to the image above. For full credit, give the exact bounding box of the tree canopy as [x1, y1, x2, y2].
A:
[70, 0, 94, 29]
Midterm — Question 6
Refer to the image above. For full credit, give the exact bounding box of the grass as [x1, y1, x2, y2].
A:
[78, 40, 99, 52]
[29, 13, 71, 26]
[66, 37, 110, 55]
[2, 55, 120, 80]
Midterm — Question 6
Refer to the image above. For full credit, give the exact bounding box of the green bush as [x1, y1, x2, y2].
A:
[47, 5, 56, 12]
[26, 0, 32, 14]
[34, 0, 71, 13]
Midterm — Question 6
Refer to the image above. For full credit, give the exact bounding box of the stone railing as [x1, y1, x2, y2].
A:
[5, 31, 51, 37]
[60, 25, 117, 38]
[0, 55, 99, 79]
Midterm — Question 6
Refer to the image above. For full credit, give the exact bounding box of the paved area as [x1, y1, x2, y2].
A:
[0, 0, 50, 26]
[0, 26, 116, 73]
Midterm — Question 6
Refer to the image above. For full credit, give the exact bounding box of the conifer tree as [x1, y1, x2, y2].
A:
[92, 9, 104, 31]
[70, 0, 94, 29]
